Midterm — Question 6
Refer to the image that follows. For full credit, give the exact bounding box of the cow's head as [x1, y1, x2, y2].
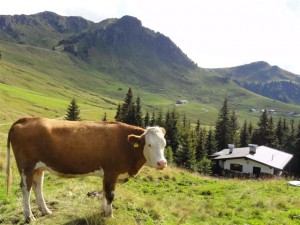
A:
[128, 127, 167, 170]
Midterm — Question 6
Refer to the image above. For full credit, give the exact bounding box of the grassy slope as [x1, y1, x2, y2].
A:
[2, 41, 300, 127]
[0, 163, 300, 225]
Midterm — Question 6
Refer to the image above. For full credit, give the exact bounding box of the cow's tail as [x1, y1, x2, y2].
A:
[6, 128, 12, 196]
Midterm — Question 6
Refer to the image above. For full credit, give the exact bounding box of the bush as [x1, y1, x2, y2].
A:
[196, 157, 212, 175]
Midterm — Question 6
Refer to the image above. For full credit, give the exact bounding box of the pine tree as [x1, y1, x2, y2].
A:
[282, 117, 290, 148]
[287, 119, 296, 151]
[276, 117, 284, 148]
[135, 96, 143, 126]
[230, 109, 239, 146]
[205, 127, 217, 155]
[175, 130, 196, 170]
[144, 111, 150, 127]
[253, 109, 269, 145]
[128, 101, 136, 125]
[267, 116, 276, 147]
[156, 110, 164, 127]
[195, 127, 207, 161]
[164, 109, 180, 154]
[117, 88, 134, 124]
[215, 98, 232, 150]
[150, 112, 156, 126]
[65, 98, 81, 121]
[195, 119, 201, 136]
[115, 88, 143, 126]
[240, 120, 249, 147]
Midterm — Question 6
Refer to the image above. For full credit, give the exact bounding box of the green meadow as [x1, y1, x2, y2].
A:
[0, 164, 299, 225]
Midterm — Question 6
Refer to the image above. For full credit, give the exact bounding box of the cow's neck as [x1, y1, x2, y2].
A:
[129, 155, 146, 177]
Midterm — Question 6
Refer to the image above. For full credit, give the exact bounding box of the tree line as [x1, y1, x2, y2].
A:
[65, 88, 300, 176]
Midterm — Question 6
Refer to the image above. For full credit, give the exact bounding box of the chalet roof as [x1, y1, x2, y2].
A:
[211, 145, 293, 170]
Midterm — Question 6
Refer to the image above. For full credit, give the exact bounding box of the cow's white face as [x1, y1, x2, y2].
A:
[143, 127, 167, 169]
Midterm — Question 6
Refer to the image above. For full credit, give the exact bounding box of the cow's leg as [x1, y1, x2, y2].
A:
[21, 170, 36, 223]
[32, 170, 52, 215]
[102, 175, 117, 218]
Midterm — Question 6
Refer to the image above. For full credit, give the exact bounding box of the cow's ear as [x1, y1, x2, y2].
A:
[160, 127, 166, 136]
[128, 134, 144, 148]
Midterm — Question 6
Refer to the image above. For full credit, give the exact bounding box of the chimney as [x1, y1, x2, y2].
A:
[228, 144, 235, 154]
[248, 144, 257, 154]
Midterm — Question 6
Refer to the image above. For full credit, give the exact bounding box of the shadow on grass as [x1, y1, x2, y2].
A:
[63, 213, 106, 225]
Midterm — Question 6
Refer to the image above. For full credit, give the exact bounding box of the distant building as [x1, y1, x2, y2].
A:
[176, 100, 188, 105]
[268, 109, 276, 114]
[289, 112, 300, 117]
[211, 144, 293, 177]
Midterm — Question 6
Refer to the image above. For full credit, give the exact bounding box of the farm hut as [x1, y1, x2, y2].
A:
[176, 100, 188, 105]
[211, 144, 293, 177]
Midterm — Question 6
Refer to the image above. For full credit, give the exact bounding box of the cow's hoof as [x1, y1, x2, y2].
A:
[42, 209, 52, 216]
[25, 215, 36, 223]
[105, 213, 114, 218]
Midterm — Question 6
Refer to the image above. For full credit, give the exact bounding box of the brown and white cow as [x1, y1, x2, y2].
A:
[6, 117, 167, 222]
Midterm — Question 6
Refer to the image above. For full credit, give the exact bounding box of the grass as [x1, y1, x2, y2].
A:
[0, 157, 300, 225]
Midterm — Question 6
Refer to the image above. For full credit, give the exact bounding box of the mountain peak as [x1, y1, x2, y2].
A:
[117, 15, 142, 28]
[241, 61, 271, 70]
[35, 11, 60, 18]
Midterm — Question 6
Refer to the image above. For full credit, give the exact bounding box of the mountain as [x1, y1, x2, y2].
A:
[1, 12, 300, 125]
[212, 62, 300, 104]
[55, 15, 196, 86]
[212, 61, 300, 83]
[0, 12, 196, 88]
[0, 11, 92, 48]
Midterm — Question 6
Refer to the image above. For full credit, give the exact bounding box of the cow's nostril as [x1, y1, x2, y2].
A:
[157, 160, 167, 168]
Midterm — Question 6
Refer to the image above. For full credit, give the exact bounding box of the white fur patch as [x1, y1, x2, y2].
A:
[21, 170, 35, 220]
[34, 161, 104, 177]
[143, 127, 167, 168]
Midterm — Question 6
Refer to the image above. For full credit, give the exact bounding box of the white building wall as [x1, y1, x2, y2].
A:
[221, 158, 274, 174]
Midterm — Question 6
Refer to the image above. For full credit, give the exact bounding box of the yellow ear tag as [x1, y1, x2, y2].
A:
[134, 143, 139, 148]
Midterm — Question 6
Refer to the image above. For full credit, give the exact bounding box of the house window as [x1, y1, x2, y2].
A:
[253, 167, 261, 175]
[230, 163, 243, 172]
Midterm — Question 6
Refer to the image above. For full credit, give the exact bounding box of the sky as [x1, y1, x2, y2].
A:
[1, 0, 300, 75]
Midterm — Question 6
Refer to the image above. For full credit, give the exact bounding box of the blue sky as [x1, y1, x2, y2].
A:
[1, 0, 300, 75]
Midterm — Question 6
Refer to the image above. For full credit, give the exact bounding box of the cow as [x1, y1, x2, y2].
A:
[6, 117, 167, 223]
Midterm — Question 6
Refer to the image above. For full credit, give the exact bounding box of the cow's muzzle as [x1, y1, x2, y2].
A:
[156, 160, 167, 170]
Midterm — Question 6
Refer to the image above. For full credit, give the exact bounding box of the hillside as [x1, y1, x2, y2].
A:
[1, 12, 300, 127]
[213, 62, 300, 105]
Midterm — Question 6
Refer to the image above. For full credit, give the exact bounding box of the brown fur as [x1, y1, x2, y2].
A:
[6, 117, 149, 220]
[8, 118, 146, 179]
